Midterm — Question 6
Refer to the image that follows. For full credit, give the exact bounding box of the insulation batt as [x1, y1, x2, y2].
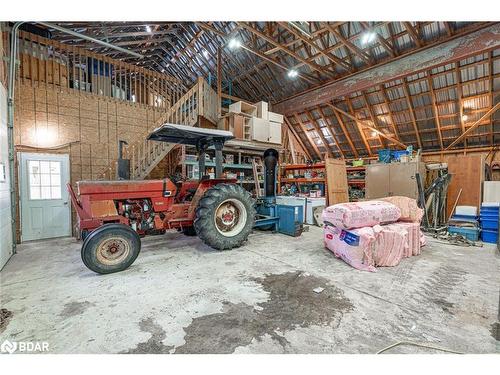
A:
[379, 196, 424, 223]
[321, 200, 401, 230]
[323, 222, 424, 272]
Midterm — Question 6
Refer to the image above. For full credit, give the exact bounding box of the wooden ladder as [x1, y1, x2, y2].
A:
[252, 157, 265, 197]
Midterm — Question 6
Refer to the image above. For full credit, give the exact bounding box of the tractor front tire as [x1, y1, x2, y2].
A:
[81, 223, 141, 274]
[194, 183, 255, 250]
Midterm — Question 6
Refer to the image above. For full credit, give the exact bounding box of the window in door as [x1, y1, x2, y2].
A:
[28, 160, 62, 200]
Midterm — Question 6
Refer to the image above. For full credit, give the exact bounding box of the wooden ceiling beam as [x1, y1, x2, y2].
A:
[401, 78, 424, 149]
[445, 102, 500, 150]
[330, 102, 407, 150]
[379, 84, 402, 142]
[324, 23, 372, 64]
[305, 110, 335, 158]
[345, 97, 374, 156]
[238, 22, 334, 78]
[277, 21, 351, 72]
[361, 92, 386, 148]
[328, 104, 359, 158]
[283, 117, 313, 160]
[293, 113, 323, 159]
[274, 23, 500, 114]
[403, 22, 422, 48]
[316, 106, 346, 158]
[426, 71, 444, 150]
[197, 22, 319, 85]
[359, 22, 396, 57]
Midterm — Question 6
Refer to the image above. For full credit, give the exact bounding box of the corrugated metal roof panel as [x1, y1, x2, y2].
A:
[435, 87, 457, 102]
[395, 34, 413, 50]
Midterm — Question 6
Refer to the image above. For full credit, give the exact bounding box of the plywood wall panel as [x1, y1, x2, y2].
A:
[446, 154, 485, 216]
[14, 82, 168, 184]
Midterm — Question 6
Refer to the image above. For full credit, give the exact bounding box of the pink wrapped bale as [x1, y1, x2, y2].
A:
[323, 225, 379, 272]
[379, 196, 423, 223]
[322, 200, 401, 230]
[324, 221, 425, 272]
[383, 222, 423, 257]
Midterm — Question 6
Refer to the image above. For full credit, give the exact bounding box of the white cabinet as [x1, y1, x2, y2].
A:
[249, 118, 282, 144]
[268, 111, 284, 123]
[250, 117, 270, 142]
[268, 121, 282, 144]
[255, 101, 268, 119]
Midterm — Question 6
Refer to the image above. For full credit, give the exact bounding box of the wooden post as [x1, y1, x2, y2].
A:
[217, 47, 222, 118]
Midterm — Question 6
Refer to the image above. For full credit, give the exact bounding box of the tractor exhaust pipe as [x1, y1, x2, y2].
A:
[263, 149, 279, 198]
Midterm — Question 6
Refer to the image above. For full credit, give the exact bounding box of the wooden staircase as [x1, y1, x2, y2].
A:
[101, 77, 218, 180]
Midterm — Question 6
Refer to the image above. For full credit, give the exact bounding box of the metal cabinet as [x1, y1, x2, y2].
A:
[365, 162, 425, 200]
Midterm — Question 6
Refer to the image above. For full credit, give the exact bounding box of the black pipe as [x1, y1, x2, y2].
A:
[263, 148, 279, 197]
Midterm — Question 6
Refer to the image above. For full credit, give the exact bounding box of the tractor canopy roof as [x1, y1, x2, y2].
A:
[147, 123, 234, 148]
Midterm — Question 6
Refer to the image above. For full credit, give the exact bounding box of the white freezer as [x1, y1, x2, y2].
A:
[306, 197, 326, 225]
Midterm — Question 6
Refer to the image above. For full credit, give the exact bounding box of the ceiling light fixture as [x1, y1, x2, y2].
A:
[145, 25, 152, 33]
[228, 38, 241, 50]
[202, 50, 210, 59]
[361, 31, 376, 45]
[287, 69, 298, 78]
[462, 114, 468, 122]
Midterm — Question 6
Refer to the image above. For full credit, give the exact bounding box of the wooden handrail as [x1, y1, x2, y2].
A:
[11, 29, 185, 108]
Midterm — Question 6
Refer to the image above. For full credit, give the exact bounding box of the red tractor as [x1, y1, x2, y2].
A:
[68, 124, 256, 274]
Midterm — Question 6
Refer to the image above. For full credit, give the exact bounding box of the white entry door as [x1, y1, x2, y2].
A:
[19, 153, 71, 241]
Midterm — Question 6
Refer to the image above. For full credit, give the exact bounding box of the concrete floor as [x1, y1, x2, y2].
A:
[0, 226, 499, 354]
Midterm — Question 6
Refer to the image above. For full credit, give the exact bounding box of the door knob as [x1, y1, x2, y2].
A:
[63, 201, 68, 205]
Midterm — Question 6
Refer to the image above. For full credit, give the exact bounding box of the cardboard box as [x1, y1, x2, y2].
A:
[255, 101, 268, 119]
[268, 111, 284, 123]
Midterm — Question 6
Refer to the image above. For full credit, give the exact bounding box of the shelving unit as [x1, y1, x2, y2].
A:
[346, 165, 366, 201]
[279, 163, 326, 197]
[180, 147, 261, 194]
[279, 162, 366, 202]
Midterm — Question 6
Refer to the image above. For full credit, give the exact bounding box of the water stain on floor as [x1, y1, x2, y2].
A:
[59, 301, 94, 319]
[124, 317, 174, 354]
[174, 271, 353, 353]
[0, 308, 13, 333]
[491, 322, 500, 341]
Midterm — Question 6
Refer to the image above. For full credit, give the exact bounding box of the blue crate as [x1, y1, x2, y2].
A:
[480, 204, 500, 215]
[391, 150, 409, 161]
[481, 229, 499, 243]
[480, 218, 499, 230]
[378, 149, 391, 163]
[448, 226, 479, 241]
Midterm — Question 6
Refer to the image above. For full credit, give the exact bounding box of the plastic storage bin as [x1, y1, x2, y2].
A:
[378, 149, 391, 163]
[448, 226, 480, 241]
[450, 214, 478, 221]
[481, 230, 499, 243]
[391, 150, 409, 161]
[480, 217, 499, 230]
[455, 206, 478, 216]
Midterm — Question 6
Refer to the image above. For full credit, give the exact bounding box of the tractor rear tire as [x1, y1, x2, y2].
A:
[194, 183, 255, 250]
[81, 223, 141, 274]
